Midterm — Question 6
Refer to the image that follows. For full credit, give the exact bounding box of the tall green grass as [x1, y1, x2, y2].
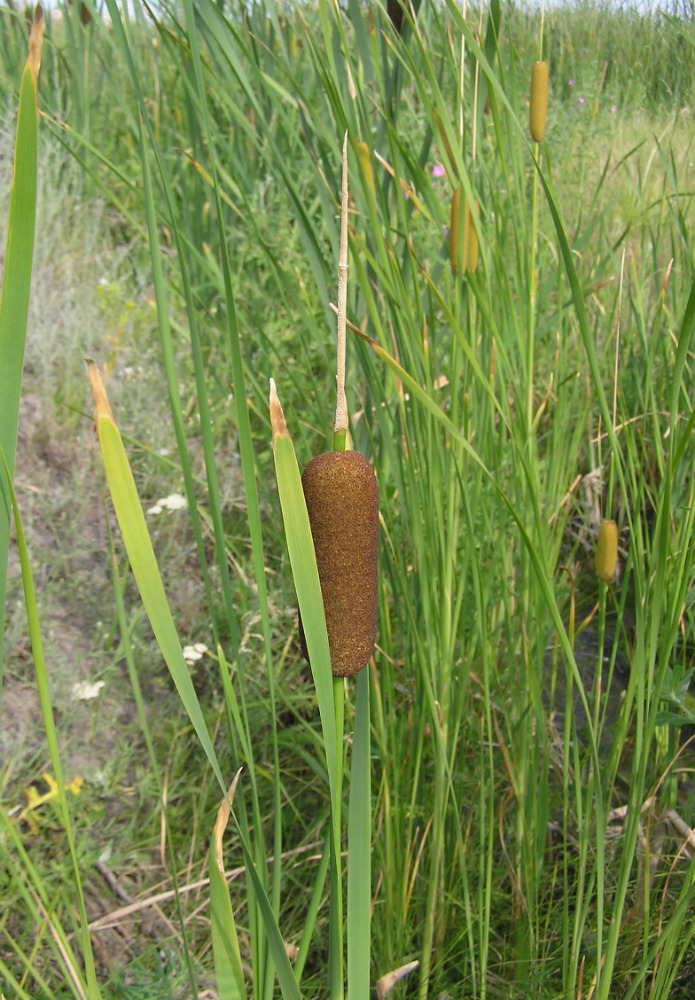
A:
[2, 1, 695, 998]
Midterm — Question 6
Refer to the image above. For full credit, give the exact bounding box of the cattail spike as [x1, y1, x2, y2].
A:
[300, 451, 379, 677]
[595, 519, 618, 582]
[449, 186, 461, 274]
[465, 199, 479, 275]
[357, 141, 376, 196]
[450, 188, 479, 275]
[529, 61, 549, 143]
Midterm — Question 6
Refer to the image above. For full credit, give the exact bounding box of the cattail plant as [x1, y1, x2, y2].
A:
[595, 518, 618, 582]
[271, 134, 376, 998]
[466, 198, 479, 274]
[297, 137, 379, 677]
[529, 60, 548, 142]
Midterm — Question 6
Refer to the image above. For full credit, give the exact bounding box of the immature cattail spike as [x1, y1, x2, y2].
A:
[357, 141, 376, 197]
[465, 199, 479, 275]
[449, 186, 461, 274]
[450, 187, 479, 275]
[595, 519, 618, 582]
[300, 450, 379, 677]
[529, 61, 549, 143]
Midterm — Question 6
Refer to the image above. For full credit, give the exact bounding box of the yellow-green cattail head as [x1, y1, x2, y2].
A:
[300, 450, 379, 677]
[465, 199, 479, 274]
[449, 186, 462, 274]
[357, 141, 376, 196]
[595, 519, 618, 582]
[529, 61, 549, 143]
[450, 188, 479, 275]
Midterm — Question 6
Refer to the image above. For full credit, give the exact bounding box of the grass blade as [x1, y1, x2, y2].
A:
[209, 772, 249, 1000]
[0, 6, 42, 680]
[86, 359, 227, 796]
[347, 666, 371, 999]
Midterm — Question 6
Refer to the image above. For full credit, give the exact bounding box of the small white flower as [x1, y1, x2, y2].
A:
[183, 643, 208, 664]
[72, 680, 105, 701]
[161, 493, 187, 510]
[147, 493, 187, 516]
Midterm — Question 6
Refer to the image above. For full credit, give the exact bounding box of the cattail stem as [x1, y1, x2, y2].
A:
[335, 132, 349, 439]
[458, 0, 467, 148]
[528, 142, 540, 440]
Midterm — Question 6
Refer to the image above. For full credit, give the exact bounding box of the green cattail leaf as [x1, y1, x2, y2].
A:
[87, 361, 227, 796]
[209, 773, 248, 1000]
[0, 7, 43, 677]
[270, 382, 338, 812]
[347, 666, 371, 997]
[211, 784, 303, 1000]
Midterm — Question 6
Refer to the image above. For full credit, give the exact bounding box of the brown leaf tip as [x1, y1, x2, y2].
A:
[269, 377, 289, 445]
[27, 6, 44, 88]
[86, 359, 115, 424]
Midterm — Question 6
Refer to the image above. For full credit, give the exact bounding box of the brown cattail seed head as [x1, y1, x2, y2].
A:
[387, 0, 405, 35]
[595, 519, 618, 582]
[529, 61, 549, 143]
[300, 450, 379, 677]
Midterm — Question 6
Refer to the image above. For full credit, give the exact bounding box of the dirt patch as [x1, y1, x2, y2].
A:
[1, 387, 130, 780]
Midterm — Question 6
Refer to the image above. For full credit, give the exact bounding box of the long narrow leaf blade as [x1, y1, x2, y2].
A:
[86, 360, 227, 795]
[209, 773, 248, 1000]
[269, 379, 338, 811]
[347, 666, 371, 998]
[0, 7, 43, 676]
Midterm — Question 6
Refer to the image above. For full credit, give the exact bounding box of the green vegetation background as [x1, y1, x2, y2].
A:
[1, 1, 695, 998]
